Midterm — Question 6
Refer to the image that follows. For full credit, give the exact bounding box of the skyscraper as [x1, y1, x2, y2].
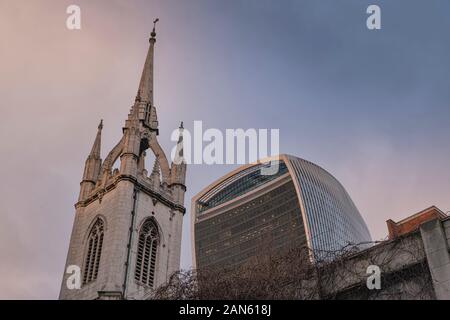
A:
[60, 23, 187, 300]
[192, 154, 371, 270]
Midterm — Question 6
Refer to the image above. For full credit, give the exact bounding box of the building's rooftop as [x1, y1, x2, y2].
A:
[386, 205, 448, 240]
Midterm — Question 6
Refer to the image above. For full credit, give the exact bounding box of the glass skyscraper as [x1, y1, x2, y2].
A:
[192, 154, 372, 270]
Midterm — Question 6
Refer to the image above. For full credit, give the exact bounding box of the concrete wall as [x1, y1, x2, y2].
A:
[420, 218, 450, 299]
[320, 217, 450, 300]
[320, 231, 433, 299]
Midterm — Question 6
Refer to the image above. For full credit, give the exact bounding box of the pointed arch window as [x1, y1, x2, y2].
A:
[134, 219, 160, 287]
[83, 218, 104, 285]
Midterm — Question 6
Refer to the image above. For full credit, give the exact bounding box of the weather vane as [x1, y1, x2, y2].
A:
[151, 18, 159, 38]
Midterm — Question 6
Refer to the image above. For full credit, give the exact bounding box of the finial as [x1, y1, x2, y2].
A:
[98, 119, 103, 130]
[179, 121, 184, 129]
[151, 18, 159, 39]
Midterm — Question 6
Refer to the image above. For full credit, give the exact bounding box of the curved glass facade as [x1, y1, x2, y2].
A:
[285, 155, 372, 261]
[192, 154, 372, 269]
[196, 161, 288, 214]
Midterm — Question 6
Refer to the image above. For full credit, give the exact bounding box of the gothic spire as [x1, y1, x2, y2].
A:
[173, 121, 185, 164]
[79, 120, 103, 201]
[88, 119, 103, 159]
[136, 18, 159, 104]
[170, 121, 187, 198]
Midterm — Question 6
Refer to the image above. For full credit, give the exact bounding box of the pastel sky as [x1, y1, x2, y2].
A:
[1, 0, 449, 299]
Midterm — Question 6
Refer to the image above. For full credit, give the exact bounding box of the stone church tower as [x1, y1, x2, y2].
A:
[59, 22, 187, 300]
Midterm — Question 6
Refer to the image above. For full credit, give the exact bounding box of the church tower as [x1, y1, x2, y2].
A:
[59, 21, 187, 300]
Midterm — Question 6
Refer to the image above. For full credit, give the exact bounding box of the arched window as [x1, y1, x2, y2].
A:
[83, 218, 104, 285]
[134, 219, 160, 287]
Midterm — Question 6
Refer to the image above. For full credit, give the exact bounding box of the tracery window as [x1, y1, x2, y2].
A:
[134, 219, 160, 287]
[83, 218, 104, 284]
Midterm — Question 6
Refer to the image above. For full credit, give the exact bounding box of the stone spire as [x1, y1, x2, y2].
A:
[129, 19, 160, 131]
[88, 119, 103, 159]
[79, 120, 103, 201]
[170, 121, 187, 206]
[150, 158, 161, 189]
[173, 122, 185, 164]
[136, 19, 158, 104]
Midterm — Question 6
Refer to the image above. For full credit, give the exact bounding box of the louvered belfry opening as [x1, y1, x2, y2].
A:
[83, 218, 104, 285]
[135, 219, 159, 287]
